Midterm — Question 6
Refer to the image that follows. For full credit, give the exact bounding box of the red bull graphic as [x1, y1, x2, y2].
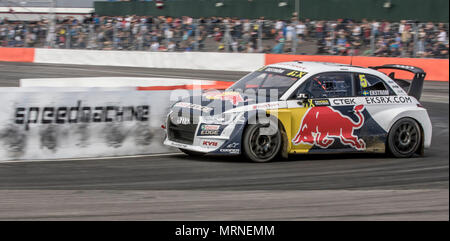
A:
[292, 105, 366, 150]
[204, 91, 245, 105]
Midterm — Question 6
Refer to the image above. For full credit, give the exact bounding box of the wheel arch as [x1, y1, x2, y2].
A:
[386, 116, 425, 156]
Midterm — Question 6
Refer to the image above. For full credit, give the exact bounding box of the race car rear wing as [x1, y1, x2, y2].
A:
[370, 64, 426, 100]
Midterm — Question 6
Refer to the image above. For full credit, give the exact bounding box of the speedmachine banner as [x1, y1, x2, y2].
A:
[0, 89, 176, 161]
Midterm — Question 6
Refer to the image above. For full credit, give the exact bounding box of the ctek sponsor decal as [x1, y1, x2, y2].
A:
[292, 105, 366, 150]
[332, 98, 357, 106]
[15, 100, 149, 130]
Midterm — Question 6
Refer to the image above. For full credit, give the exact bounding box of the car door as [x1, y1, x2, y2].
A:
[286, 72, 365, 153]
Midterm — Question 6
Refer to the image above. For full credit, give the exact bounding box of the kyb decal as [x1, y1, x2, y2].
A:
[292, 105, 366, 150]
[202, 141, 218, 147]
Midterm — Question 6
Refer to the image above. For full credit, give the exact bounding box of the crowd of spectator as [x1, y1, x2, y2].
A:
[0, 15, 448, 58]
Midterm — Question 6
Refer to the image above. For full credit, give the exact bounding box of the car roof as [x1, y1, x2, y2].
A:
[267, 61, 381, 76]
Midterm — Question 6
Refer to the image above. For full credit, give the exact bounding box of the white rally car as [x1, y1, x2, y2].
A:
[164, 62, 432, 162]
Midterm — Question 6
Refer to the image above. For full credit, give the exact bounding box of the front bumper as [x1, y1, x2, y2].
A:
[164, 120, 245, 155]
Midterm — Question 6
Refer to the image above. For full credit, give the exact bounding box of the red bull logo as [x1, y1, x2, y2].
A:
[204, 91, 244, 105]
[292, 105, 366, 150]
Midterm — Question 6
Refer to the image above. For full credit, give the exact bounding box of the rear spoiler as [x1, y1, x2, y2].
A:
[370, 64, 426, 100]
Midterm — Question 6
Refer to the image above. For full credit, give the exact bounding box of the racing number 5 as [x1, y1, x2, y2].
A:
[359, 74, 368, 88]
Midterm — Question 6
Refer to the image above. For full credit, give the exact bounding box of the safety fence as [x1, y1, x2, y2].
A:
[1, 20, 448, 58]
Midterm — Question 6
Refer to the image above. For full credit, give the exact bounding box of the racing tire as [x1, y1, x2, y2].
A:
[387, 118, 422, 158]
[242, 123, 282, 163]
[179, 148, 205, 157]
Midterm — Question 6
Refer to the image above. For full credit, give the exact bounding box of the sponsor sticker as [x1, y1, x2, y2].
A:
[292, 105, 366, 151]
[286, 70, 308, 79]
[204, 91, 245, 105]
[258, 67, 308, 79]
[202, 141, 218, 147]
[226, 142, 239, 148]
[199, 124, 221, 136]
[263, 67, 285, 74]
[200, 130, 220, 135]
[219, 149, 240, 154]
[311, 99, 330, 107]
[365, 96, 413, 104]
[252, 103, 280, 110]
[332, 98, 357, 106]
[170, 115, 190, 125]
[362, 90, 390, 96]
[174, 102, 213, 113]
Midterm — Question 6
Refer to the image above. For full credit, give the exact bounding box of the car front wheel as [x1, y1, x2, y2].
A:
[387, 118, 422, 158]
[242, 123, 282, 163]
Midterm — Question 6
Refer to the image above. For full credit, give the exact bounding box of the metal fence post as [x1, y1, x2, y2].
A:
[292, 22, 298, 55]
[412, 23, 418, 58]
[370, 24, 375, 56]
[194, 19, 200, 51]
[223, 22, 232, 52]
[66, 25, 71, 49]
[257, 20, 263, 53]
[113, 24, 118, 50]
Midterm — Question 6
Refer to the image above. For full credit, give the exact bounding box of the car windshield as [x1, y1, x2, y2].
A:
[227, 67, 306, 99]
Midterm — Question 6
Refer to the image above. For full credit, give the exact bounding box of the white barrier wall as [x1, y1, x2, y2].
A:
[34, 49, 265, 72]
[0, 89, 177, 161]
[20, 77, 220, 88]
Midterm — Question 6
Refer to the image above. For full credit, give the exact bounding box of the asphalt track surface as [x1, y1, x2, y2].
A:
[0, 62, 448, 220]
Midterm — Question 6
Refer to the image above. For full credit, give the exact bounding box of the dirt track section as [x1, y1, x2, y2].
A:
[0, 62, 448, 220]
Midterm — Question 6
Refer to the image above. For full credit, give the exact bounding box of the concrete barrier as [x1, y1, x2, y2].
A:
[20, 77, 231, 88]
[34, 49, 265, 72]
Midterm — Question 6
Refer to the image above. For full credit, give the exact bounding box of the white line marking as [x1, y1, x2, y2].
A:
[0, 153, 183, 164]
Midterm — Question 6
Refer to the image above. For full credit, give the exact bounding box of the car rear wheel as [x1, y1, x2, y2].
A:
[242, 123, 282, 163]
[387, 118, 422, 158]
[179, 148, 205, 156]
